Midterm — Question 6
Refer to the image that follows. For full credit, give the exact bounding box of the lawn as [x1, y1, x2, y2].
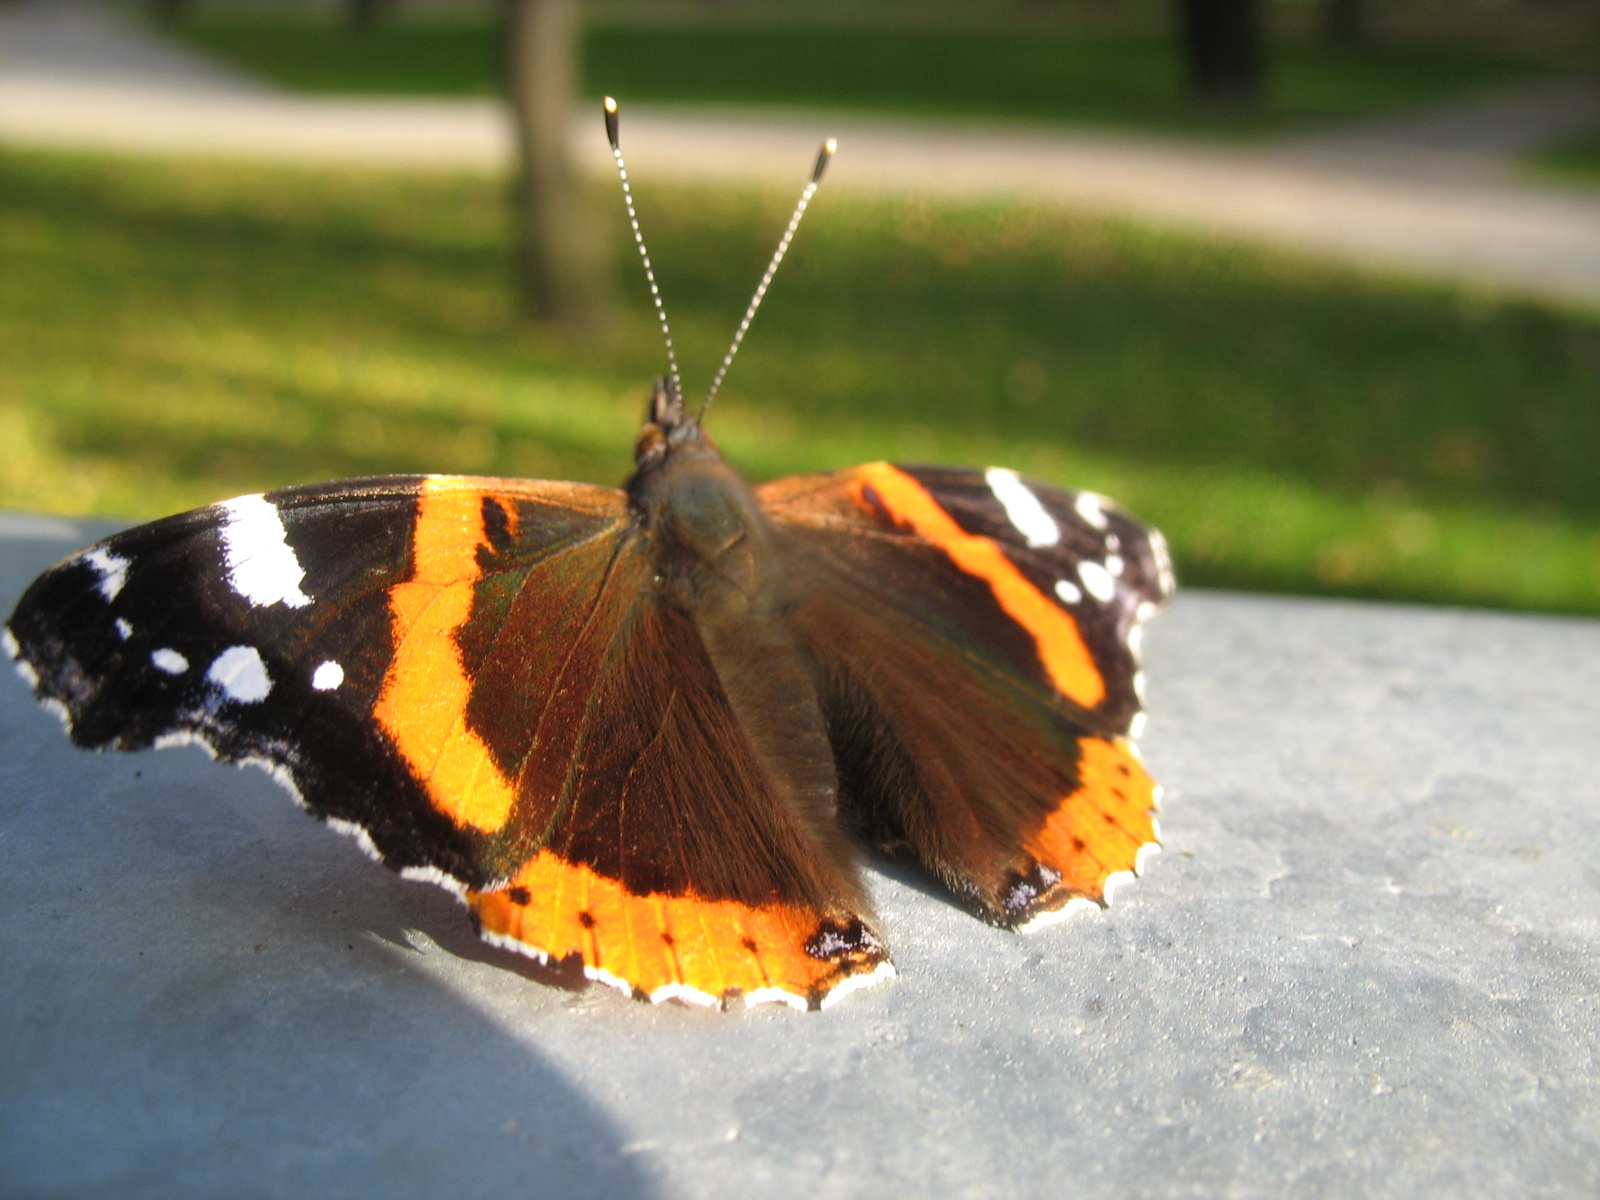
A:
[1534, 124, 1600, 186]
[1, 148, 1596, 614]
[169, 12, 1553, 137]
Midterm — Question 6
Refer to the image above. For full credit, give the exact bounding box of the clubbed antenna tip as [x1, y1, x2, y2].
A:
[812, 138, 837, 184]
[604, 96, 682, 402]
[702, 136, 838, 417]
[603, 95, 620, 151]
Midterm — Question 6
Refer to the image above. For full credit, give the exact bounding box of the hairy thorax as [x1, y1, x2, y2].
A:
[630, 444, 778, 621]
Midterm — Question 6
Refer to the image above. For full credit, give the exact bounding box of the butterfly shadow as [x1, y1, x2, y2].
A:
[0, 554, 660, 1200]
[364, 890, 595, 996]
[15, 767, 665, 1195]
[862, 850, 967, 909]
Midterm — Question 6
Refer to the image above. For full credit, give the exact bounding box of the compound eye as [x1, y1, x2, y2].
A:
[634, 424, 667, 465]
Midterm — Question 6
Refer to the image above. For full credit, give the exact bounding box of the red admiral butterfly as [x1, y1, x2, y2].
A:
[3, 102, 1173, 1010]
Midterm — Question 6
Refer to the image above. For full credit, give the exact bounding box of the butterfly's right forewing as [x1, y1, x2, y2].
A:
[760, 463, 1171, 929]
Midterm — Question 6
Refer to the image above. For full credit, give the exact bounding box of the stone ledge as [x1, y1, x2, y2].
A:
[2, 510, 1597, 1198]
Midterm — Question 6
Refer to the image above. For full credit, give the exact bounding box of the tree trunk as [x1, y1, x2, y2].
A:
[503, 0, 609, 328]
[1321, 0, 1365, 47]
[346, 0, 389, 33]
[151, 0, 192, 27]
[1177, 0, 1265, 108]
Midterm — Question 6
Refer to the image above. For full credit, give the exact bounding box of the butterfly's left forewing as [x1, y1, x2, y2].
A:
[5, 475, 630, 888]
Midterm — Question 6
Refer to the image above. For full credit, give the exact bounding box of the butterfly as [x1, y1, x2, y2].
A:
[2, 102, 1173, 1011]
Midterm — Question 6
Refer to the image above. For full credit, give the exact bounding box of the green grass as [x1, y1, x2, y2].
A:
[169, 14, 1551, 136]
[1, 148, 1597, 614]
[1533, 124, 1600, 185]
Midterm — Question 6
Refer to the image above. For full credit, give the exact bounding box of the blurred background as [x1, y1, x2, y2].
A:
[0, 0, 1596, 613]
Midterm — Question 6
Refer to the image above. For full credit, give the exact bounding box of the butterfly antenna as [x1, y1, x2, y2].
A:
[605, 96, 683, 402]
[701, 136, 836, 419]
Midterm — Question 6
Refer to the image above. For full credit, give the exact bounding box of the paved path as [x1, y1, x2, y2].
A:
[2, 0, 1600, 309]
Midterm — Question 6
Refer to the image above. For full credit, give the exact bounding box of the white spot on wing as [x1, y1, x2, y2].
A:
[83, 547, 130, 600]
[206, 645, 272, 703]
[985, 468, 1060, 548]
[1074, 492, 1109, 530]
[219, 494, 312, 609]
[150, 647, 189, 675]
[1105, 554, 1124, 577]
[1054, 578, 1082, 605]
[1129, 711, 1148, 740]
[1078, 559, 1116, 603]
[115, 618, 133, 641]
[311, 660, 344, 691]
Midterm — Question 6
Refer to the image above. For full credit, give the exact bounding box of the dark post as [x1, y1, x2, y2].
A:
[151, 0, 192, 26]
[503, 0, 610, 328]
[1176, 0, 1266, 107]
[346, 0, 389, 32]
[1321, 0, 1366, 46]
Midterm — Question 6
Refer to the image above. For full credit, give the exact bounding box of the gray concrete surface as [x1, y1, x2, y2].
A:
[3, 1, 1600, 310]
[3, 510, 1598, 1198]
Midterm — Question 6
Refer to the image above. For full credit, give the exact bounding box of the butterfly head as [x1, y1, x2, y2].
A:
[633, 375, 716, 472]
[626, 374, 768, 591]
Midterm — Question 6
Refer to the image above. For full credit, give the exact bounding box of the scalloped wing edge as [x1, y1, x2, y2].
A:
[9, 623, 893, 1012]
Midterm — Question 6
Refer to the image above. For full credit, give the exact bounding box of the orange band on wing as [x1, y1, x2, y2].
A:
[470, 852, 888, 1008]
[375, 478, 517, 834]
[1026, 737, 1157, 899]
[855, 463, 1106, 709]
